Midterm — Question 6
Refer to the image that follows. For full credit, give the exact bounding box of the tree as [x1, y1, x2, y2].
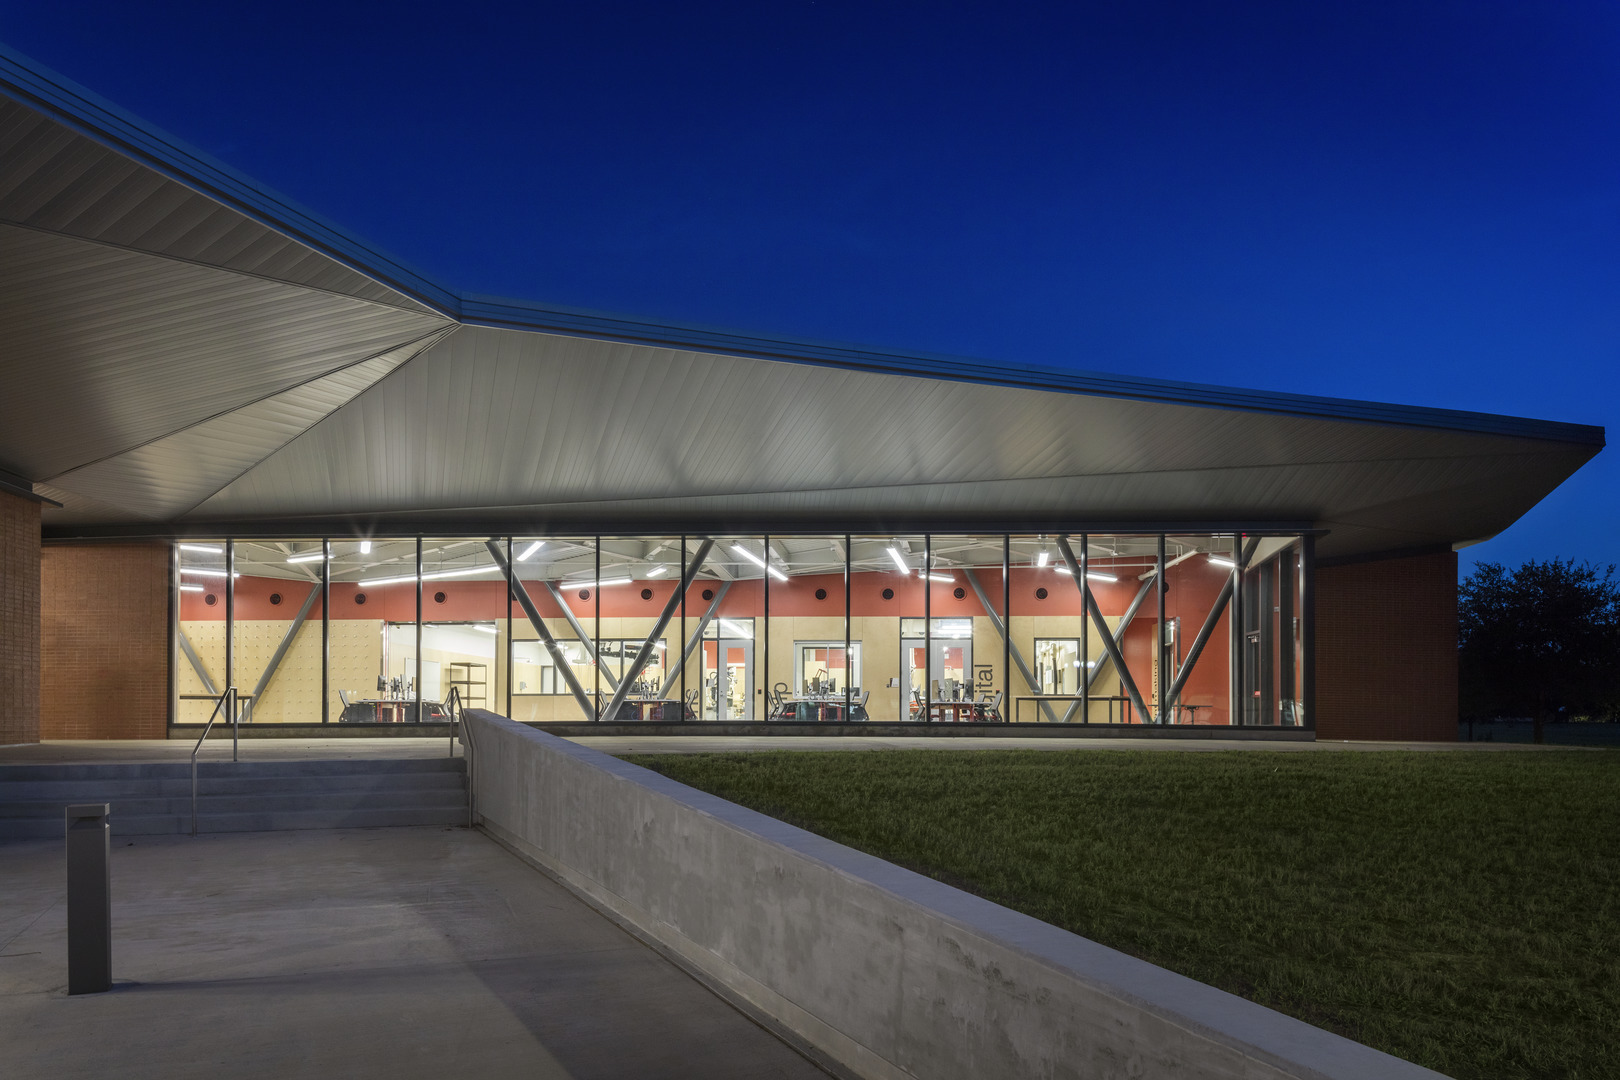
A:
[1458, 559, 1620, 741]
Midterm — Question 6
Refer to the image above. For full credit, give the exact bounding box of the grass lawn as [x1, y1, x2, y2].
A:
[624, 749, 1619, 1080]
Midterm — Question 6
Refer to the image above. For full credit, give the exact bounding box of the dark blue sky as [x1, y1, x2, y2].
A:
[5, 2, 1615, 573]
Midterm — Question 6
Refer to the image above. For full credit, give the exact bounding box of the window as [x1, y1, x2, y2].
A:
[794, 642, 862, 696]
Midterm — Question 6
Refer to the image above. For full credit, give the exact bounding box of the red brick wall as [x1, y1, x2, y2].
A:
[0, 490, 41, 744]
[1315, 549, 1457, 741]
[41, 543, 170, 739]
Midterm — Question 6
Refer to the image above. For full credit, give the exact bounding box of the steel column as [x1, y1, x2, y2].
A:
[486, 540, 595, 720]
[321, 539, 330, 723]
[415, 537, 423, 722]
[1001, 534, 1010, 717]
[1156, 534, 1167, 723]
[1080, 535, 1088, 724]
[924, 535, 932, 722]
[844, 533, 852, 718]
[1301, 533, 1316, 732]
[505, 537, 513, 719]
[167, 544, 178, 728]
[224, 540, 234, 698]
[602, 539, 714, 724]
[1057, 536, 1151, 726]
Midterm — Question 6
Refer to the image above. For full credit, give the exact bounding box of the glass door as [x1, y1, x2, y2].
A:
[703, 637, 755, 720]
[902, 636, 974, 717]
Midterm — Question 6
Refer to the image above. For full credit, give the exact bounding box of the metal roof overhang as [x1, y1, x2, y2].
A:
[0, 44, 1603, 561]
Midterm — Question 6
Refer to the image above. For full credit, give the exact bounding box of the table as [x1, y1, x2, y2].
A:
[1013, 695, 1135, 724]
[770, 699, 868, 723]
[604, 699, 694, 722]
[338, 699, 448, 724]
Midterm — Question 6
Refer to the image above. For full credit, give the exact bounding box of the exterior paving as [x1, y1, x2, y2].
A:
[0, 826, 829, 1080]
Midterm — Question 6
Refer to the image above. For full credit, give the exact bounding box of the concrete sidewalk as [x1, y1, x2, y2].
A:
[0, 827, 828, 1080]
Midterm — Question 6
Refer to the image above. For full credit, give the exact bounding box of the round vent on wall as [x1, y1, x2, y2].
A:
[434, 591, 447, 604]
[815, 588, 827, 601]
[355, 593, 367, 606]
[269, 593, 282, 606]
[579, 589, 591, 601]
[204, 594, 217, 606]
[1035, 587, 1048, 600]
[881, 588, 894, 601]
[641, 588, 653, 600]
[953, 587, 965, 600]
[702, 589, 714, 601]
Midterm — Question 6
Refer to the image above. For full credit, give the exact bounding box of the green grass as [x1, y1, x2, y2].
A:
[624, 749, 1619, 1080]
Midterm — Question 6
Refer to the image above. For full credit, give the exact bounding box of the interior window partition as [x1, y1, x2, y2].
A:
[176, 540, 230, 723]
[765, 536, 853, 722]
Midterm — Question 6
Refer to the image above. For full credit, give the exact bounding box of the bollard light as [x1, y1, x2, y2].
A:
[65, 803, 111, 995]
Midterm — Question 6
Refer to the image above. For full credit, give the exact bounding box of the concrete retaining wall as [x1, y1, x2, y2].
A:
[461, 710, 1444, 1080]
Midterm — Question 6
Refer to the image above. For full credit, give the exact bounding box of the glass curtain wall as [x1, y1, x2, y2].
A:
[765, 536, 853, 721]
[176, 540, 230, 723]
[229, 540, 324, 723]
[595, 537, 682, 720]
[847, 535, 923, 722]
[509, 537, 597, 722]
[167, 531, 1307, 730]
[697, 538, 764, 721]
[420, 540, 504, 720]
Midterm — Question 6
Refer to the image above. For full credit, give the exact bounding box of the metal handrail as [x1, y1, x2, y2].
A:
[190, 686, 240, 836]
[458, 707, 477, 829]
[444, 685, 464, 758]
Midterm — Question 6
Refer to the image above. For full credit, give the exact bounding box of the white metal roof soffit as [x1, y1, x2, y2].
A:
[183, 325, 1595, 559]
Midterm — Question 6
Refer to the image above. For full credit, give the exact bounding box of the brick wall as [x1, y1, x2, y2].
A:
[41, 543, 170, 739]
[0, 490, 41, 744]
[1315, 549, 1457, 741]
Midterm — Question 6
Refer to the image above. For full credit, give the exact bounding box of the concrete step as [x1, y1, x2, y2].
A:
[0, 787, 470, 819]
[0, 804, 469, 839]
[4, 771, 467, 800]
[0, 756, 467, 839]
[0, 756, 464, 783]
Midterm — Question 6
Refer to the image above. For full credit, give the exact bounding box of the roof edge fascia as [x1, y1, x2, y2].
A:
[0, 41, 460, 318]
[462, 296, 1607, 448]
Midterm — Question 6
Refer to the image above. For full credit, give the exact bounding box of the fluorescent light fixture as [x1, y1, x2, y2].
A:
[471, 624, 498, 634]
[359, 541, 372, 554]
[180, 568, 239, 578]
[646, 565, 669, 577]
[286, 552, 328, 564]
[1207, 555, 1237, 568]
[359, 565, 495, 587]
[925, 573, 954, 583]
[886, 546, 910, 574]
[731, 543, 788, 581]
[1036, 551, 1049, 567]
[178, 584, 204, 593]
[517, 541, 544, 562]
[1054, 567, 1118, 582]
[179, 543, 222, 553]
[564, 577, 632, 589]
[719, 619, 754, 639]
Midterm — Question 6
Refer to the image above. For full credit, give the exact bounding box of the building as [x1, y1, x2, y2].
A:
[0, 46, 1604, 746]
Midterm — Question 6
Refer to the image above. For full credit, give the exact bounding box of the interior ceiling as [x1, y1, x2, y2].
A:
[0, 74, 1603, 563]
